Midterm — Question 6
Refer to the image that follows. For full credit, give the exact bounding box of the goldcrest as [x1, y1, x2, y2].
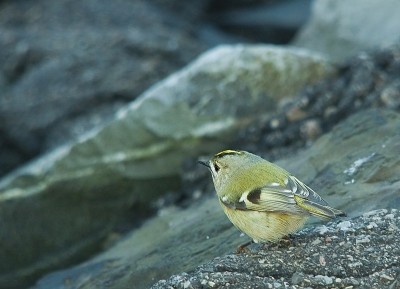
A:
[199, 150, 346, 245]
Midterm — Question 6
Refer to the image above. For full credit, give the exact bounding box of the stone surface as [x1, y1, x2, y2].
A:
[33, 108, 400, 289]
[34, 198, 243, 289]
[0, 44, 334, 289]
[0, 0, 208, 176]
[293, 0, 400, 62]
[153, 209, 400, 289]
[275, 108, 400, 216]
[238, 44, 400, 161]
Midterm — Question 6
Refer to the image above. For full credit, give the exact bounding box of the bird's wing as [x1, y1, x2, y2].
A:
[220, 176, 345, 220]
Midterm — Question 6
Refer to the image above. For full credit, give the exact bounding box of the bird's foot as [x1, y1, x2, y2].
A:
[234, 240, 254, 254]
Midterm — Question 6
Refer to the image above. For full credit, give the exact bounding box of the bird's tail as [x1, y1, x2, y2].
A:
[294, 195, 346, 221]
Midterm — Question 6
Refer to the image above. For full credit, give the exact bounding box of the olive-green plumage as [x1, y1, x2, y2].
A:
[199, 150, 346, 243]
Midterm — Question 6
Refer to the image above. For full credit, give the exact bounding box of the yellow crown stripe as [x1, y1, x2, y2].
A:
[214, 150, 242, 158]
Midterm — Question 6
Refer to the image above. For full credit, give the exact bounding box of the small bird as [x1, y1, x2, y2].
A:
[198, 150, 346, 251]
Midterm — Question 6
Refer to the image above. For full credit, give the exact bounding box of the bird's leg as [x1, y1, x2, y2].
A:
[234, 240, 254, 254]
[282, 235, 292, 243]
[271, 235, 293, 249]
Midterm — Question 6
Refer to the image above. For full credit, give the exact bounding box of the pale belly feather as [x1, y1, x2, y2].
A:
[220, 202, 307, 243]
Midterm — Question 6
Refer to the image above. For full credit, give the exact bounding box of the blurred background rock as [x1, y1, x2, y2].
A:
[1, 0, 400, 288]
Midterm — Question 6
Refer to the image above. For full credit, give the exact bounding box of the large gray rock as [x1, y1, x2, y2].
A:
[277, 109, 400, 216]
[0, 44, 334, 289]
[153, 208, 400, 289]
[33, 108, 400, 289]
[293, 0, 400, 62]
[0, 0, 208, 176]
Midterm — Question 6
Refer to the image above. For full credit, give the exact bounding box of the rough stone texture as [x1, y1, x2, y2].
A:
[0, 45, 334, 289]
[34, 198, 243, 289]
[275, 108, 400, 217]
[293, 0, 400, 62]
[238, 44, 400, 161]
[152, 209, 400, 289]
[0, 0, 208, 176]
[33, 108, 400, 289]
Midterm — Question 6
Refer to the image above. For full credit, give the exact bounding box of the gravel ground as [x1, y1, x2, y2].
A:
[152, 209, 400, 289]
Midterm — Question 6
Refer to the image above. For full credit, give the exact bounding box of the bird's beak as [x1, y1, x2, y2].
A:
[197, 160, 210, 169]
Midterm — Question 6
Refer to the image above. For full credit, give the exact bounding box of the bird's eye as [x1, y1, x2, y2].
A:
[214, 163, 220, 172]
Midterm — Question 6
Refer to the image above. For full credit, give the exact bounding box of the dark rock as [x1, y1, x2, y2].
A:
[238, 44, 400, 161]
[152, 209, 400, 289]
[206, 0, 312, 45]
[0, 0, 208, 177]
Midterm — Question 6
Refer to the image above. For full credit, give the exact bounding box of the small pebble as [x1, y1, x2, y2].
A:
[316, 275, 333, 285]
[356, 237, 370, 244]
[311, 238, 322, 245]
[385, 214, 395, 219]
[337, 221, 352, 231]
[291, 272, 304, 285]
[380, 274, 394, 281]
